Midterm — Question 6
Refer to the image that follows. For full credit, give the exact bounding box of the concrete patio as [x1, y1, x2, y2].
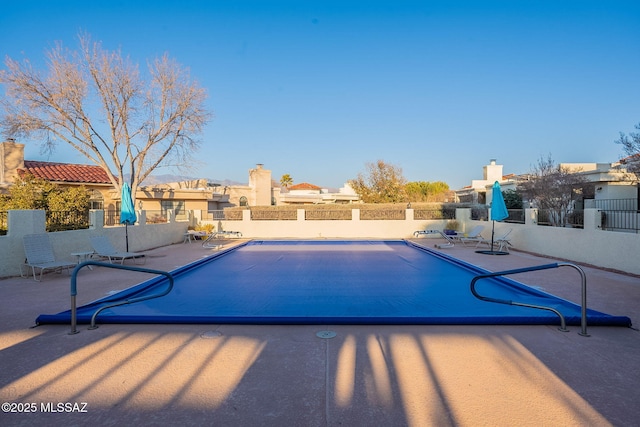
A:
[1, 237, 638, 426]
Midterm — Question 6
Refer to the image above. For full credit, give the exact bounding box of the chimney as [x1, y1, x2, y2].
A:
[1, 139, 26, 185]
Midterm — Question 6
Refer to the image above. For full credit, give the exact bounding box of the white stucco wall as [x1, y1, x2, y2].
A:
[0, 210, 188, 278]
[2, 208, 639, 277]
[210, 208, 640, 276]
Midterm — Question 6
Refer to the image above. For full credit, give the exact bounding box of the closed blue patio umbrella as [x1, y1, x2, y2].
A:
[477, 181, 509, 255]
[120, 183, 137, 252]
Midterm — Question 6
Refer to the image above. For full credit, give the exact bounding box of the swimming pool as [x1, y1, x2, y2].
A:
[36, 240, 631, 326]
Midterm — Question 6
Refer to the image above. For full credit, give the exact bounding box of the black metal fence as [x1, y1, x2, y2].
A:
[471, 206, 488, 221]
[305, 209, 352, 220]
[597, 199, 639, 233]
[594, 198, 638, 211]
[413, 207, 456, 220]
[206, 210, 228, 221]
[360, 208, 406, 220]
[46, 210, 90, 232]
[104, 209, 121, 226]
[536, 209, 584, 228]
[505, 209, 525, 224]
[250, 209, 297, 221]
[0, 211, 7, 235]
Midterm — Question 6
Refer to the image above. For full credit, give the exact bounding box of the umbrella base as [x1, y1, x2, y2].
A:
[475, 250, 509, 256]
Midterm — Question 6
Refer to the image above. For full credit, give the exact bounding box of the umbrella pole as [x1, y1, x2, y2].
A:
[490, 220, 495, 251]
[125, 223, 129, 252]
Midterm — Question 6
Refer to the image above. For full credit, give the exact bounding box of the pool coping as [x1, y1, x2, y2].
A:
[1, 237, 638, 426]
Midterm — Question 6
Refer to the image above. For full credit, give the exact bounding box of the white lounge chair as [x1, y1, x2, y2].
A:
[458, 225, 487, 247]
[414, 228, 461, 239]
[494, 229, 514, 252]
[201, 230, 243, 249]
[21, 233, 76, 281]
[90, 236, 145, 265]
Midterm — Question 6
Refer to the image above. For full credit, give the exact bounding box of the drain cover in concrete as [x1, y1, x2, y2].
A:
[316, 330, 337, 339]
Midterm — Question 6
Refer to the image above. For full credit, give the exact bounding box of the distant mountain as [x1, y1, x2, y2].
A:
[138, 174, 337, 190]
[140, 174, 245, 186]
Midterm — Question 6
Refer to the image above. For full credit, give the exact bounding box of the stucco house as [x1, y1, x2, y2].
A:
[455, 159, 513, 204]
[0, 139, 231, 222]
[1, 139, 115, 208]
[456, 158, 639, 209]
[279, 182, 359, 205]
[1, 140, 358, 223]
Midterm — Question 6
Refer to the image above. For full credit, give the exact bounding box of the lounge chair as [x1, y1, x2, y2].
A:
[200, 230, 243, 249]
[413, 228, 461, 238]
[494, 229, 514, 252]
[90, 236, 145, 265]
[183, 230, 208, 243]
[458, 225, 487, 247]
[21, 233, 76, 281]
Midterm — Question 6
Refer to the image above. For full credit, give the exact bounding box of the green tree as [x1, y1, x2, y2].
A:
[405, 181, 450, 202]
[349, 160, 407, 203]
[280, 174, 293, 189]
[502, 189, 523, 209]
[0, 174, 89, 212]
[47, 186, 90, 212]
[0, 32, 210, 207]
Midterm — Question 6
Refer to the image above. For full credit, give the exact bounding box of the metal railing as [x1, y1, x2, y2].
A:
[601, 210, 640, 233]
[596, 198, 639, 233]
[413, 207, 456, 220]
[471, 206, 488, 221]
[46, 210, 90, 232]
[470, 262, 589, 336]
[305, 209, 352, 220]
[104, 209, 121, 226]
[504, 209, 525, 224]
[360, 208, 406, 220]
[69, 261, 174, 334]
[537, 209, 584, 228]
[0, 211, 7, 235]
[250, 209, 297, 220]
[593, 198, 638, 211]
[205, 210, 228, 220]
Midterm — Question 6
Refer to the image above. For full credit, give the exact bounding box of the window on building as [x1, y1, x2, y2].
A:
[89, 190, 104, 210]
[161, 200, 186, 219]
[239, 196, 248, 207]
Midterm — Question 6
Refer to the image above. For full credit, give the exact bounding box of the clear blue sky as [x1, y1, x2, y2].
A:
[2, 0, 639, 189]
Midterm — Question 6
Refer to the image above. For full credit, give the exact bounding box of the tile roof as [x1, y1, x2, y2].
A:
[20, 161, 112, 184]
[289, 182, 322, 190]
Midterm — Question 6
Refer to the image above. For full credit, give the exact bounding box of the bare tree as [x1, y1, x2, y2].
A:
[349, 160, 407, 203]
[517, 155, 588, 226]
[0, 33, 211, 203]
[615, 122, 640, 180]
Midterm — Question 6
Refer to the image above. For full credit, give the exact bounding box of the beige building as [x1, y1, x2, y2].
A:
[2, 140, 357, 220]
[279, 182, 360, 205]
[455, 159, 513, 204]
[0, 139, 231, 222]
[1, 139, 116, 211]
[456, 158, 638, 208]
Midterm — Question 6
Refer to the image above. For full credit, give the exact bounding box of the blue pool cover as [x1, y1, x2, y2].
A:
[36, 240, 632, 326]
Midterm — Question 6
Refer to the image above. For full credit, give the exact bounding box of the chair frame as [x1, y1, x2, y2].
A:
[458, 226, 487, 247]
[90, 236, 146, 265]
[21, 233, 76, 281]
